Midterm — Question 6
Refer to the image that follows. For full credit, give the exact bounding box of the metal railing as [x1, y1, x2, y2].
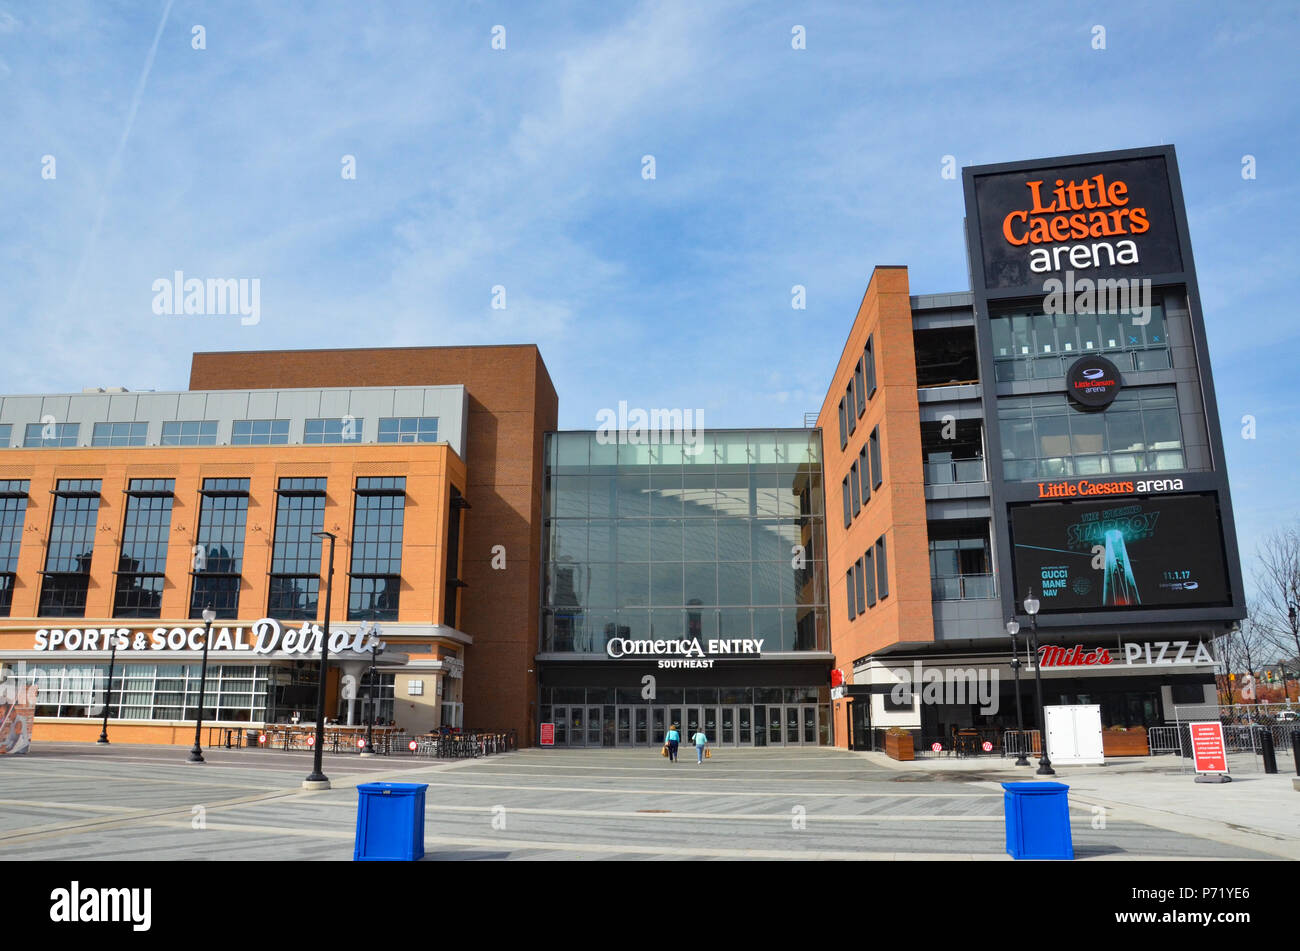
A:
[931, 573, 997, 601]
[923, 459, 987, 485]
[1147, 725, 1182, 755]
[1002, 730, 1042, 758]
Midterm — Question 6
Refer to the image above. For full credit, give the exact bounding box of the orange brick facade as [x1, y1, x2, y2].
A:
[817, 267, 934, 748]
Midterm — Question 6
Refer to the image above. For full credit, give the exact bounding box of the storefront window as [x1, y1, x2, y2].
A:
[23, 662, 269, 721]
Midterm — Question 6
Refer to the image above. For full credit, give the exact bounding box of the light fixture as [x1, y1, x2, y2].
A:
[1006, 619, 1020, 637]
[202, 606, 216, 624]
[1024, 593, 1040, 616]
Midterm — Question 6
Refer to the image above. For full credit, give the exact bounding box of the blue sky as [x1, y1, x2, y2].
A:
[1, 1, 1297, 593]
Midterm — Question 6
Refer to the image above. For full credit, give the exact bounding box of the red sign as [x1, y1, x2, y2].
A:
[306, 735, 315, 747]
[931, 742, 942, 752]
[540, 723, 555, 746]
[408, 739, 418, 752]
[357, 738, 367, 749]
[831, 669, 844, 688]
[982, 741, 993, 752]
[1190, 722, 1228, 773]
[258, 733, 266, 744]
[1038, 645, 1113, 667]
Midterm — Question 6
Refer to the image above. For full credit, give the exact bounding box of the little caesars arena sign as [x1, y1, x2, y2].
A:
[33, 618, 381, 656]
[606, 637, 763, 669]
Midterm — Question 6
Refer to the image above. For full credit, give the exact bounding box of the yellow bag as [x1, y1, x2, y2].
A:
[661, 745, 669, 757]
[704, 748, 711, 759]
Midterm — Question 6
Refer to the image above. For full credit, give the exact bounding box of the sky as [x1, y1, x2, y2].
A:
[1, 1, 1297, 596]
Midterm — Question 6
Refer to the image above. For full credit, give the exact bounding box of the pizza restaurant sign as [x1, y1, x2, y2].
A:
[33, 618, 381, 656]
[1038, 641, 1215, 668]
[1036, 477, 1184, 499]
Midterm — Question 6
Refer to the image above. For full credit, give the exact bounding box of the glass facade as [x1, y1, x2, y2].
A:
[38, 480, 101, 617]
[0, 480, 29, 617]
[268, 478, 326, 620]
[929, 520, 995, 600]
[113, 479, 174, 618]
[347, 477, 405, 621]
[22, 662, 270, 721]
[991, 299, 1170, 382]
[192, 478, 249, 618]
[997, 386, 1185, 481]
[541, 431, 829, 654]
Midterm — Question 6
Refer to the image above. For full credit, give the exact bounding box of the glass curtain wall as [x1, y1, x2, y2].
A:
[542, 431, 830, 654]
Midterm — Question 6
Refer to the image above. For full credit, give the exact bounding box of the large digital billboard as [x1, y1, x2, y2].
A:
[1009, 493, 1231, 613]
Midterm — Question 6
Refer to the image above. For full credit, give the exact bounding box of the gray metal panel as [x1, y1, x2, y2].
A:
[175, 392, 209, 420]
[105, 394, 139, 422]
[391, 389, 425, 417]
[136, 392, 181, 421]
[317, 390, 351, 418]
[245, 391, 279, 418]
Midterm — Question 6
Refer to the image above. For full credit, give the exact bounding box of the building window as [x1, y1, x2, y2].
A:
[22, 662, 269, 722]
[846, 382, 857, 437]
[161, 421, 218, 446]
[929, 520, 995, 601]
[24, 422, 79, 447]
[38, 480, 101, 617]
[854, 360, 866, 417]
[865, 546, 876, 607]
[0, 481, 30, 617]
[0, 424, 11, 447]
[378, 417, 438, 444]
[921, 419, 985, 484]
[268, 478, 327, 621]
[192, 478, 249, 618]
[997, 386, 1184, 481]
[113, 479, 175, 618]
[876, 535, 889, 600]
[858, 444, 871, 505]
[91, 422, 148, 446]
[854, 557, 866, 616]
[914, 327, 979, 387]
[304, 417, 364, 444]
[850, 460, 861, 516]
[348, 477, 406, 622]
[991, 299, 1169, 382]
[837, 399, 848, 450]
[840, 477, 851, 529]
[444, 486, 466, 627]
[870, 426, 883, 488]
[864, 334, 878, 398]
[231, 419, 289, 445]
[846, 566, 856, 621]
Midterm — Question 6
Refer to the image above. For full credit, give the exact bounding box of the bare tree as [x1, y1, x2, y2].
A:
[1252, 522, 1300, 669]
[1213, 603, 1274, 706]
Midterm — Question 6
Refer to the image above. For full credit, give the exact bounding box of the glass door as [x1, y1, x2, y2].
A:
[721, 707, 735, 745]
[616, 707, 631, 745]
[703, 706, 718, 745]
[635, 707, 649, 745]
[554, 706, 569, 746]
[753, 706, 766, 746]
[738, 706, 752, 745]
[785, 706, 800, 745]
[768, 705, 784, 746]
[685, 706, 702, 740]
[668, 707, 683, 742]
[802, 705, 817, 744]
[587, 706, 602, 747]
[653, 707, 667, 744]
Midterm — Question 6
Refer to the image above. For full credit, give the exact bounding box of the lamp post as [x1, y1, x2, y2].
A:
[304, 531, 336, 789]
[360, 619, 384, 757]
[1006, 618, 1029, 766]
[1023, 589, 1054, 775]
[96, 632, 119, 744]
[187, 605, 216, 763]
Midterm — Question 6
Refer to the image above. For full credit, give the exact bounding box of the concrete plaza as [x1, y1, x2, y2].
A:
[0, 743, 1293, 860]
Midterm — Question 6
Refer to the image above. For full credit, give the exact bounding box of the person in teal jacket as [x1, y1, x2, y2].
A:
[664, 724, 680, 762]
[691, 729, 709, 763]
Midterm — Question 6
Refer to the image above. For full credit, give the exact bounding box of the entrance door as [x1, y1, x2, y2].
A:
[802, 705, 817, 744]
[721, 706, 735, 745]
[634, 707, 649, 745]
[754, 706, 766, 746]
[785, 706, 800, 745]
[738, 706, 752, 745]
[653, 707, 667, 744]
[703, 706, 718, 745]
[568, 706, 584, 747]
[685, 706, 702, 740]
[617, 707, 632, 745]
[587, 706, 602, 747]
[767, 705, 784, 746]
[553, 706, 569, 746]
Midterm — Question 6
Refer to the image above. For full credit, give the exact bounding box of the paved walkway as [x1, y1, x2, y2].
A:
[0, 743, 1290, 860]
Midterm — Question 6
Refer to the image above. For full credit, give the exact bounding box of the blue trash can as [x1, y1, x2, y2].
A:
[354, 782, 428, 861]
[1002, 781, 1073, 860]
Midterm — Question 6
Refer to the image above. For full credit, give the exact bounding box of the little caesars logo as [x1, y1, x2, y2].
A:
[50, 882, 151, 932]
[606, 637, 763, 669]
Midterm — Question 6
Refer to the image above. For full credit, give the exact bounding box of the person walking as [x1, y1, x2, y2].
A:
[664, 723, 680, 763]
[691, 727, 709, 764]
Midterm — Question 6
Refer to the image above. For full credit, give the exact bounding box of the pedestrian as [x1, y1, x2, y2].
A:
[664, 723, 680, 763]
[691, 727, 708, 764]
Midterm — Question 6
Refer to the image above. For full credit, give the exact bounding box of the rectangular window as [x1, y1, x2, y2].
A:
[231, 420, 289, 445]
[854, 359, 866, 417]
[841, 477, 851, 529]
[876, 535, 889, 600]
[846, 383, 857, 436]
[850, 461, 861, 516]
[113, 479, 175, 618]
[865, 546, 876, 607]
[837, 399, 847, 450]
[859, 444, 871, 505]
[854, 557, 866, 616]
[91, 422, 148, 446]
[191, 478, 249, 618]
[444, 486, 465, 627]
[348, 477, 406, 622]
[24, 422, 79, 447]
[304, 418, 364, 444]
[268, 478, 327, 620]
[39, 480, 101, 617]
[846, 566, 856, 621]
[870, 426, 883, 488]
[864, 334, 878, 398]
[0, 480, 30, 617]
[378, 417, 438, 444]
[161, 421, 218, 446]
[0, 424, 11, 447]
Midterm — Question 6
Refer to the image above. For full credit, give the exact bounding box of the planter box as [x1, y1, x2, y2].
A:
[885, 732, 914, 761]
[1103, 728, 1149, 757]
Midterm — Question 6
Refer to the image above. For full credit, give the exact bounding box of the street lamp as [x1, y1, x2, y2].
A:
[1023, 589, 1054, 775]
[360, 619, 384, 757]
[1005, 618, 1029, 766]
[97, 631, 119, 744]
[304, 531, 336, 789]
[187, 605, 216, 763]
